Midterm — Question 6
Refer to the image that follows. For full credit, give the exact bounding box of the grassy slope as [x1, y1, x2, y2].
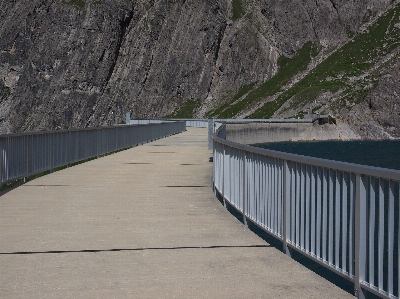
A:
[165, 99, 201, 118]
[249, 3, 400, 118]
[232, 0, 245, 21]
[206, 81, 257, 118]
[63, 0, 85, 10]
[210, 42, 319, 118]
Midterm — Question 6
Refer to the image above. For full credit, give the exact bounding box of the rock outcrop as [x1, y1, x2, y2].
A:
[0, 0, 398, 139]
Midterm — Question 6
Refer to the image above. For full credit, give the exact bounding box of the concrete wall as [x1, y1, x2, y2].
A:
[226, 122, 356, 144]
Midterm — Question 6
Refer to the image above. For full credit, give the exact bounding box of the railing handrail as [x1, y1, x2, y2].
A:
[0, 122, 186, 189]
[0, 122, 174, 139]
[213, 127, 400, 181]
[212, 122, 400, 299]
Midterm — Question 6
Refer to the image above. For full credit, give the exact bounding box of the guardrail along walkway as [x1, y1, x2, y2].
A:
[0, 128, 353, 298]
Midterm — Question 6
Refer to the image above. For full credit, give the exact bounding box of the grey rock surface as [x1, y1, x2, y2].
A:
[0, 0, 398, 137]
[346, 57, 400, 139]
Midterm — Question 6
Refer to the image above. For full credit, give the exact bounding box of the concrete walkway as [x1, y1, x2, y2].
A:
[0, 128, 354, 298]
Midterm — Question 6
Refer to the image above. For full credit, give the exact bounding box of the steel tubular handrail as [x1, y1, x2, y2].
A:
[214, 132, 400, 181]
[213, 123, 400, 299]
[0, 122, 186, 189]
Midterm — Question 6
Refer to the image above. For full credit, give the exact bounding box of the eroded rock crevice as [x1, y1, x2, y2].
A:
[0, 0, 398, 138]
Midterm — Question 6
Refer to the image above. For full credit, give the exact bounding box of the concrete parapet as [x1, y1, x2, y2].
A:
[226, 121, 358, 144]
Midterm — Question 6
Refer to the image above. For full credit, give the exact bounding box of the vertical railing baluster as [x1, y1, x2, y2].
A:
[278, 160, 283, 238]
[265, 156, 269, 229]
[311, 166, 316, 256]
[269, 157, 273, 230]
[296, 163, 300, 247]
[379, 178, 384, 291]
[255, 153, 258, 223]
[255, 154, 258, 222]
[259, 155, 262, 223]
[335, 171, 340, 268]
[342, 172, 348, 274]
[25, 135, 28, 181]
[270, 158, 274, 231]
[242, 150, 247, 227]
[0, 138, 3, 190]
[388, 180, 395, 296]
[283, 159, 290, 256]
[355, 174, 367, 299]
[254, 153, 258, 222]
[96, 128, 99, 158]
[234, 150, 239, 207]
[222, 144, 225, 207]
[300, 163, 305, 250]
[228, 146, 232, 202]
[273, 158, 277, 233]
[323, 168, 328, 262]
[306, 164, 310, 252]
[261, 156, 266, 227]
[291, 163, 296, 245]
[349, 174, 355, 277]
[317, 167, 322, 259]
[369, 177, 376, 286]
[329, 169, 334, 265]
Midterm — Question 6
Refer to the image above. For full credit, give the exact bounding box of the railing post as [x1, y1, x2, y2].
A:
[68, 130, 71, 167]
[355, 174, 367, 299]
[283, 159, 291, 256]
[115, 127, 117, 151]
[96, 128, 99, 158]
[242, 149, 247, 227]
[222, 144, 226, 209]
[0, 139, 3, 191]
[25, 135, 29, 182]
[48, 133, 52, 173]
[212, 139, 216, 194]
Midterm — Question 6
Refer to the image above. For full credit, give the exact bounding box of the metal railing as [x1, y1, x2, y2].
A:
[129, 119, 209, 128]
[0, 122, 186, 189]
[128, 118, 323, 150]
[213, 123, 400, 299]
[207, 118, 317, 150]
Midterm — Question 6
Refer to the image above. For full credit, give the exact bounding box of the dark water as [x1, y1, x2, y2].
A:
[250, 140, 399, 297]
[254, 140, 400, 171]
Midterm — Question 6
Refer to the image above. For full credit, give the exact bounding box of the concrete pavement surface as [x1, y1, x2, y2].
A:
[0, 127, 354, 298]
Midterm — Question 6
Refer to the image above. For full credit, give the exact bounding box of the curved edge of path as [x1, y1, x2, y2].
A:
[0, 128, 354, 298]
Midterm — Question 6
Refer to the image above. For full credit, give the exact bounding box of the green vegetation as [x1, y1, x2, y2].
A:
[51, 119, 61, 128]
[166, 99, 201, 118]
[249, 3, 400, 118]
[63, 0, 85, 10]
[206, 81, 257, 117]
[212, 42, 319, 118]
[232, 0, 245, 21]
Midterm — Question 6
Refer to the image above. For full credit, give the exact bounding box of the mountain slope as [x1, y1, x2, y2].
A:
[206, 0, 400, 138]
[0, 0, 398, 139]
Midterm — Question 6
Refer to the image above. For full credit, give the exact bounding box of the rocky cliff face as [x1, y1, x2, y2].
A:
[1, 0, 399, 139]
[1, 0, 134, 131]
[345, 56, 400, 138]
